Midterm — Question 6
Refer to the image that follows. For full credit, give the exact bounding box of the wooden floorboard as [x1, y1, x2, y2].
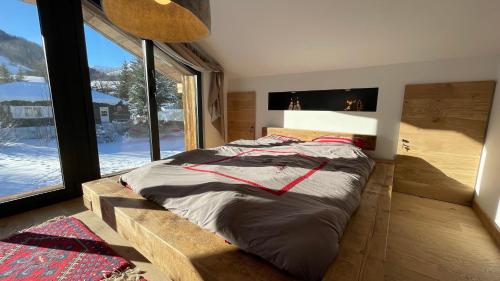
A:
[472, 199, 500, 249]
[385, 192, 500, 281]
[0, 198, 169, 281]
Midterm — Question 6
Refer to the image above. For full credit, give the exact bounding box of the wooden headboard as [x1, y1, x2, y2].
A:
[262, 127, 377, 151]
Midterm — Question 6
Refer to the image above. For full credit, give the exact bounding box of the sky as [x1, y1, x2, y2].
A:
[0, 0, 134, 68]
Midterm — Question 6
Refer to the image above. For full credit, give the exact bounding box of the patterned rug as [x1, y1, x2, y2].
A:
[0, 217, 146, 281]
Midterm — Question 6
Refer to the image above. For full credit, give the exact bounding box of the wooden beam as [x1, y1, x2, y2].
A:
[182, 75, 198, 151]
[82, 161, 393, 281]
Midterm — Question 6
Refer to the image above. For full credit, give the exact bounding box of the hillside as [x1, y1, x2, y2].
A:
[0, 28, 109, 80]
[0, 29, 46, 76]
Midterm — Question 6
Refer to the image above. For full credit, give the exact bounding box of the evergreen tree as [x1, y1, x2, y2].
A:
[127, 58, 147, 119]
[116, 61, 133, 101]
[0, 64, 13, 83]
[116, 58, 184, 119]
[155, 71, 182, 109]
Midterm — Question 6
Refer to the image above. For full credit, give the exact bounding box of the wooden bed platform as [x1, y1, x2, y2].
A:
[82, 160, 393, 281]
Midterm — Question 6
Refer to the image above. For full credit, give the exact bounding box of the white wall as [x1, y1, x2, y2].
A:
[475, 59, 500, 228]
[228, 56, 499, 159]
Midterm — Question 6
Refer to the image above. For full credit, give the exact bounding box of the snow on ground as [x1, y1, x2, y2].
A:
[0, 135, 184, 197]
[0, 55, 32, 74]
[0, 139, 62, 197]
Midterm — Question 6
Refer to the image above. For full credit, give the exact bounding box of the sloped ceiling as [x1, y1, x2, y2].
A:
[198, 0, 500, 78]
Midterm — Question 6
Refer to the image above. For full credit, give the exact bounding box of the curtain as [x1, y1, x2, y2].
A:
[155, 43, 225, 139]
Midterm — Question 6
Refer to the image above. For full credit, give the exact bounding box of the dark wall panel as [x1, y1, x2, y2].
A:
[268, 88, 378, 111]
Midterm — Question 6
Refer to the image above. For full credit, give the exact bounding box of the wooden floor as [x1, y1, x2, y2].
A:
[1, 192, 499, 281]
[385, 192, 500, 281]
[0, 198, 170, 281]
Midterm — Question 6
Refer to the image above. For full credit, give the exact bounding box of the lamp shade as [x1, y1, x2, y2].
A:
[102, 0, 211, 43]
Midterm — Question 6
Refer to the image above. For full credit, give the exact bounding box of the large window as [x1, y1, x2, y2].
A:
[0, 0, 202, 216]
[83, 24, 153, 175]
[82, 1, 198, 174]
[154, 54, 188, 159]
[0, 0, 62, 201]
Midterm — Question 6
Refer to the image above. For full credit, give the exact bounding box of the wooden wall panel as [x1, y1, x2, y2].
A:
[262, 127, 377, 151]
[182, 76, 198, 150]
[395, 81, 495, 205]
[227, 92, 256, 142]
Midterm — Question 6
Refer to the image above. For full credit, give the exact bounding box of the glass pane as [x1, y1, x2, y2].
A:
[83, 24, 151, 175]
[155, 70, 186, 158]
[152, 46, 195, 158]
[0, 0, 63, 200]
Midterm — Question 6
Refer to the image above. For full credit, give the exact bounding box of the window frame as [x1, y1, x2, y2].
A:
[186, 66, 204, 149]
[143, 40, 205, 159]
[143, 39, 161, 161]
[0, 0, 204, 217]
[0, 0, 100, 217]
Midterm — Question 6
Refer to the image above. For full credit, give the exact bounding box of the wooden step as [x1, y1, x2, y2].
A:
[82, 161, 394, 281]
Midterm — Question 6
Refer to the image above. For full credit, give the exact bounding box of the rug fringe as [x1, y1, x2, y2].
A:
[102, 267, 145, 281]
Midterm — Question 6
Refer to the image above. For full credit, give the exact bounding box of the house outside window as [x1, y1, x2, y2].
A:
[10, 106, 53, 119]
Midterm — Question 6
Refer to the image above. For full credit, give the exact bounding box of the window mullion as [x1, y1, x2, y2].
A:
[142, 39, 161, 161]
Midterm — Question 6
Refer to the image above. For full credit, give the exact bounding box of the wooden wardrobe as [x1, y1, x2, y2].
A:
[395, 81, 495, 205]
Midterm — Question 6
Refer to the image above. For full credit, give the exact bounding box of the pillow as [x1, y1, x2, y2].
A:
[312, 136, 366, 148]
[257, 134, 301, 144]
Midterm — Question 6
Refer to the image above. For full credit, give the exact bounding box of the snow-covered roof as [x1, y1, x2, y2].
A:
[23, 76, 46, 83]
[92, 90, 127, 105]
[0, 82, 126, 105]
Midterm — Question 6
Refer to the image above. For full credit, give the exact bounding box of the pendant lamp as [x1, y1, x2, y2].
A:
[102, 0, 211, 42]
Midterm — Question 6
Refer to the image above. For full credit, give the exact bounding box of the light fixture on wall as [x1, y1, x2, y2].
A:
[102, 0, 211, 43]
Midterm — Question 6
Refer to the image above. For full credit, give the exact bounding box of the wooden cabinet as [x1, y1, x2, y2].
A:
[395, 81, 495, 205]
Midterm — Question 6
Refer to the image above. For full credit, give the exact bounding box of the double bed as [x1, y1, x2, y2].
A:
[82, 127, 393, 281]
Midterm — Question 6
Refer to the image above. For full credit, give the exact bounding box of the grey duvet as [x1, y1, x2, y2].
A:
[121, 140, 374, 281]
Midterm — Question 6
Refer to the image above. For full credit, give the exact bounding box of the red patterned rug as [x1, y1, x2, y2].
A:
[0, 217, 146, 281]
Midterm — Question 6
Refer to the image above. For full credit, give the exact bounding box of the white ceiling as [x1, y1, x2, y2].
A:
[198, 0, 500, 78]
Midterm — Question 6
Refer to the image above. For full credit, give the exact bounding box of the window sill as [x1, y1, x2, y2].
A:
[0, 184, 64, 204]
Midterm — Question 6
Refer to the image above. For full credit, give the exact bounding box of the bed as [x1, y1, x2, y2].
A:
[82, 127, 393, 281]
